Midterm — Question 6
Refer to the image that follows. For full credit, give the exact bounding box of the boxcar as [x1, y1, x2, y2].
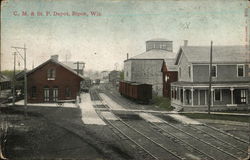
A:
[119, 81, 152, 104]
[80, 78, 92, 92]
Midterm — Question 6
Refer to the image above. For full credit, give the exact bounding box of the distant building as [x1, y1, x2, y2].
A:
[109, 70, 120, 86]
[124, 38, 176, 96]
[0, 74, 11, 99]
[171, 45, 250, 111]
[161, 59, 178, 98]
[100, 70, 109, 82]
[26, 56, 84, 103]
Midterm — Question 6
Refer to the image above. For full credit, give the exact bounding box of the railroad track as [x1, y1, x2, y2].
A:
[153, 120, 244, 160]
[90, 89, 185, 160]
[91, 87, 248, 160]
[189, 124, 248, 154]
[146, 121, 216, 160]
[202, 124, 249, 145]
[89, 87, 102, 101]
[92, 88, 224, 160]
[103, 116, 185, 160]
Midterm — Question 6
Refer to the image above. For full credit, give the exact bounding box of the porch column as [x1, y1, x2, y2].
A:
[205, 90, 207, 105]
[175, 87, 178, 100]
[247, 89, 249, 104]
[230, 88, 234, 104]
[170, 87, 173, 99]
[198, 90, 200, 105]
[211, 88, 214, 106]
[191, 88, 194, 106]
[179, 87, 181, 101]
[183, 88, 185, 105]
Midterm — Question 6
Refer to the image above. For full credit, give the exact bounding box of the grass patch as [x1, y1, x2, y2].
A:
[216, 110, 249, 113]
[181, 113, 249, 123]
[152, 96, 174, 111]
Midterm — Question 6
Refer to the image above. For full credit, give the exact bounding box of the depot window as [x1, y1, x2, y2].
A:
[47, 68, 56, 80]
[31, 86, 36, 98]
[65, 87, 71, 97]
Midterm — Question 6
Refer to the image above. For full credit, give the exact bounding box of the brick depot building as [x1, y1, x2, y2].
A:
[26, 57, 84, 103]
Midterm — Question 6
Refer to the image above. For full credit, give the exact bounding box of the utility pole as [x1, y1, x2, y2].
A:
[24, 44, 27, 116]
[11, 44, 27, 117]
[208, 41, 213, 115]
[74, 61, 84, 104]
[74, 61, 85, 75]
[12, 52, 17, 106]
[0, 52, 1, 72]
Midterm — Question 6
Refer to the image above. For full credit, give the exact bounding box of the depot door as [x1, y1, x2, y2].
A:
[52, 88, 58, 102]
[44, 88, 50, 102]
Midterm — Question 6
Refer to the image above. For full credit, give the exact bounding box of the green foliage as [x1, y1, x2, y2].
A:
[1, 70, 22, 79]
[152, 96, 174, 111]
[120, 70, 124, 80]
[181, 113, 249, 123]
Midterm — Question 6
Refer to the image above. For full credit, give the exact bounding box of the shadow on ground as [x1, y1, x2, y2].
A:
[0, 106, 133, 160]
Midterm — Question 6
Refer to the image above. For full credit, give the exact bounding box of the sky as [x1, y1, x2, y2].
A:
[1, 0, 249, 71]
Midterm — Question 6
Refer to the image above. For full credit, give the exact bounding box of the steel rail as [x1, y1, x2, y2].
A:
[97, 108, 183, 159]
[104, 119, 159, 160]
[162, 121, 240, 160]
[204, 124, 249, 144]
[90, 88, 158, 160]
[117, 119, 184, 159]
[93, 88, 184, 160]
[149, 122, 216, 160]
[189, 125, 248, 154]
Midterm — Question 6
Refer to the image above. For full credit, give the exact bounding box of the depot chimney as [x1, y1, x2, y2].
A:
[51, 55, 59, 62]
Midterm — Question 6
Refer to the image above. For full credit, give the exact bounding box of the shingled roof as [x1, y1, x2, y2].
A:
[175, 45, 249, 64]
[17, 59, 84, 80]
[129, 49, 177, 60]
[0, 74, 10, 82]
[146, 38, 171, 42]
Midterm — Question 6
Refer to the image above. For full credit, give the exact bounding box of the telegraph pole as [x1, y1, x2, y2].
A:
[12, 52, 17, 106]
[11, 45, 27, 117]
[74, 61, 85, 75]
[24, 44, 27, 116]
[208, 41, 213, 115]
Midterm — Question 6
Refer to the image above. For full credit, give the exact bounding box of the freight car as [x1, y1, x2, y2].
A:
[94, 79, 100, 85]
[119, 81, 152, 104]
[80, 78, 92, 92]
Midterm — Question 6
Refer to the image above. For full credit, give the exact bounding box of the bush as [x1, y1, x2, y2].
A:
[152, 96, 174, 111]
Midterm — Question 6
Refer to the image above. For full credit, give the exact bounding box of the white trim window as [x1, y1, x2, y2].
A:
[240, 90, 247, 103]
[47, 68, 56, 80]
[214, 89, 222, 101]
[160, 44, 167, 49]
[211, 65, 217, 77]
[237, 64, 245, 77]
